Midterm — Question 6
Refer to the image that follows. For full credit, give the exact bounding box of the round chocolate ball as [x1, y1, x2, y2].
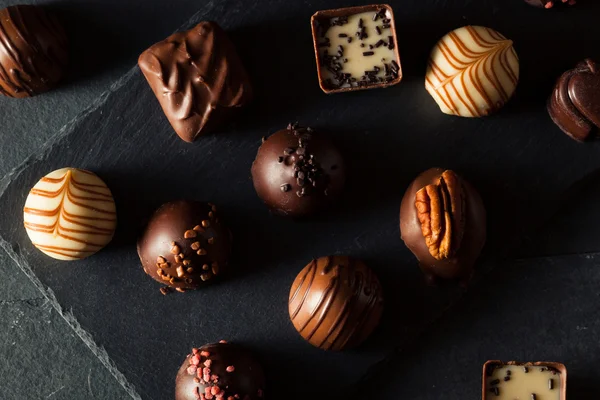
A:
[0, 5, 68, 98]
[23, 168, 116, 260]
[251, 123, 345, 217]
[137, 200, 232, 292]
[288, 255, 384, 351]
[399, 168, 486, 283]
[175, 342, 265, 400]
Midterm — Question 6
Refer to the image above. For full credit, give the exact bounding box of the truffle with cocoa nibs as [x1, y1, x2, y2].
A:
[399, 168, 486, 284]
[175, 342, 265, 400]
[137, 200, 232, 292]
[251, 123, 345, 217]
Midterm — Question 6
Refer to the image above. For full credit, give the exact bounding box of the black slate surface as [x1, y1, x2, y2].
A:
[0, 247, 131, 400]
[1, 1, 600, 399]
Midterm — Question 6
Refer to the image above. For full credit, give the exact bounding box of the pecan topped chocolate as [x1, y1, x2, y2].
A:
[138, 21, 252, 142]
[400, 168, 486, 284]
[415, 170, 465, 260]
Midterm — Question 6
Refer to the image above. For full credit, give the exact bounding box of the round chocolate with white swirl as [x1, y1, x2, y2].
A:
[425, 25, 519, 117]
[288, 255, 384, 351]
[23, 168, 116, 260]
[0, 5, 68, 98]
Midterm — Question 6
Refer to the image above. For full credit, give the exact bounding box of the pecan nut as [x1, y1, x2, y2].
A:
[414, 170, 465, 260]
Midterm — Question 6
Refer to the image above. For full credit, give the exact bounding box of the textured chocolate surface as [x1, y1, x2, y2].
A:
[0, 5, 68, 98]
[137, 200, 231, 292]
[251, 124, 345, 217]
[548, 59, 600, 142]
[288, 256, 383, 351]
[400, 168, 486, 283]
[175, 342, 265, 400]
[138, 21, 252, 143]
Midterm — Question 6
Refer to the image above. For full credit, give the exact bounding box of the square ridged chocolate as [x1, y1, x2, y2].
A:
[138, 21, 252, 143]
[482, 360, 567, 400]
[311, 4, 402, 94]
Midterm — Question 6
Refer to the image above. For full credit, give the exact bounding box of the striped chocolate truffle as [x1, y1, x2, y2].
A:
[425, 25, 519, 117]
[23, 168, 116, 260]
[288, 255, 384, 351]
[0, 5, 68, 98]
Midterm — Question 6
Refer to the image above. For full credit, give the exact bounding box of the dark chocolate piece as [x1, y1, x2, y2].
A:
[399, 168, 486, 284]
[0, 5, 68, 98]
[138, 21, 252, 143]
[311, 4, 402, 94]
[548, 59, 600, 142]
[137, 200, 232, 292]
[524, 0, 576, 8]
[288, 256, 384, 351]
[251, 123, 345, 217]
[175, 342, 265, 400]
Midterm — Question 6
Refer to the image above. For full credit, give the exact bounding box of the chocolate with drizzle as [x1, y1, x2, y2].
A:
[288, 255, 384, 351]
[0, 5, 68, 98]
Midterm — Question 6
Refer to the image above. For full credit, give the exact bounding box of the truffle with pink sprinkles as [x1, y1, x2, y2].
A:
[175, 341, 265, 400]
[524, 0, 576, 9]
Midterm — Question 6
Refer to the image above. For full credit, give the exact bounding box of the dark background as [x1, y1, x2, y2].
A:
[1, 1, 600, 399]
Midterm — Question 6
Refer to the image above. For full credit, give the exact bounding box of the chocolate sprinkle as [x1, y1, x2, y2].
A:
[363, 51, 375, 56]
[549, 379, 554, 390]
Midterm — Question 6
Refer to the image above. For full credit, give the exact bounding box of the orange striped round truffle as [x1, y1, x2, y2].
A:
[23, 168, 116, 260]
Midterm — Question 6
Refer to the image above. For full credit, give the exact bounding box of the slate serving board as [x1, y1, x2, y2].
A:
[1, 1, 600, 399]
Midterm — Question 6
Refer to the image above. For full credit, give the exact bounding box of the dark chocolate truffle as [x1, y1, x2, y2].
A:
[524, 0, 575, 8]
[399, 168, 486, 284]
[137, 200, 232, 293]
[0, 5, 68, 98]
[175, 342, 265, 400]
[288, 255, 384, 351]
[548, 59, 600, 142]
[251, 123, 345, 217]
[138, 21, 252, 142]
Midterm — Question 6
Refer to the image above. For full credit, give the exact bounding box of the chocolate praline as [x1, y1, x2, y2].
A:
[137, 200, 232, 293]
[288, 255, 384, 351]
[548, 59, 600, 142]
[0, 5, 68, 98]
[175, 342, 265, 400]
[399, 168, 486, 284]
[251, 123, 345, 217]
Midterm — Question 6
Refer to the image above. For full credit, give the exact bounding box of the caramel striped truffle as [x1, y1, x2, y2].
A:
[23, 168, 116, 260]
[288, 255, 384, 351]
[425, 26, 519, 117]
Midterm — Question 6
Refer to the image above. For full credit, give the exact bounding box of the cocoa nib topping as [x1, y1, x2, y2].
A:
[277, 123, 330, 198]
